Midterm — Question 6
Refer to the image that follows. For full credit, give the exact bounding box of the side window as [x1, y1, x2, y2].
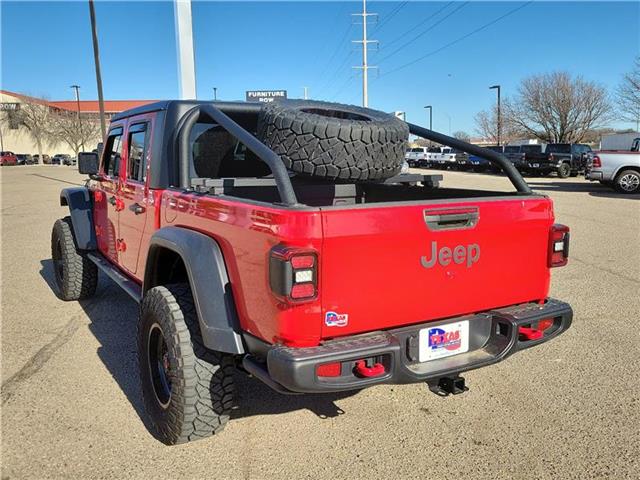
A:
[127, 123, 149, 182]
[102, 127, 123, 177]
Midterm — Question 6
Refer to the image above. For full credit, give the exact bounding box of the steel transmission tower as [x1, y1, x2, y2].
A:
[352, 0, 377, 107]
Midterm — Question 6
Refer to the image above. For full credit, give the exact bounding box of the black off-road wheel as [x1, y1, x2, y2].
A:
[614, 169, 640, 194]
[557, 162, 571, 178]
[137, 283, 235, 445]
[51, 217, 98, 301]
[257, 100, 409, 181]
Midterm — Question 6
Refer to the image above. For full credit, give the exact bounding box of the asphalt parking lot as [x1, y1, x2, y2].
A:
[1, 165, 639, 479]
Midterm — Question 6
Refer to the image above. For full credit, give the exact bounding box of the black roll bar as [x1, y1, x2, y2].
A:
[177, 104, 299, 206]
[407, 123, 532, 194]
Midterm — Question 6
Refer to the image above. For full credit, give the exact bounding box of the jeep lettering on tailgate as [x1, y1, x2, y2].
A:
[421, 241, 480, 268]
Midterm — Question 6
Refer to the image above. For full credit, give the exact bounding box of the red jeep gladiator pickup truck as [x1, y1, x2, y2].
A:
[52, 100, 572, 445]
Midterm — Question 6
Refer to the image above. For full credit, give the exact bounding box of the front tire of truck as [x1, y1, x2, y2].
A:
[137, 283, 235, 445]
[51, 217, 98, 301]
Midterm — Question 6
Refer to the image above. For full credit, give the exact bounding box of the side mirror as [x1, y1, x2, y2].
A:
[78, 152, 99, 175]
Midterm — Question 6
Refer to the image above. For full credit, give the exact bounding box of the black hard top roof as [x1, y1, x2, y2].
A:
[111, 100, 262, 121]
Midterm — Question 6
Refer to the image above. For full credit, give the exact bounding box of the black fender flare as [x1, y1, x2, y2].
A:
[143, 226, 245, 355]
[59, 187, 97, 250]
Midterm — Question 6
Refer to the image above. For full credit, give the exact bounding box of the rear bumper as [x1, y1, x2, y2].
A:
[586, 170, 604, 181]
[520, 162, 554, 172]
[256, 298, 572, 394]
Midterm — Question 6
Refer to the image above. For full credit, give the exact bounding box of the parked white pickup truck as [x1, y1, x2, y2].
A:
[586, 137, 640, 193]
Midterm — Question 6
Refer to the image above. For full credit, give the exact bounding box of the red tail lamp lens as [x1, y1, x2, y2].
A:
[317, 362, 341, 377]
[269, 246, 318, 302]
[548, 224, 570, 267]
[291, 255, 315, 269]
[291, 283, 315, 299]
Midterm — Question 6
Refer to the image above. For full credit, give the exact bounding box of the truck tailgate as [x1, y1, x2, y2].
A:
[319, 196, 553, 339]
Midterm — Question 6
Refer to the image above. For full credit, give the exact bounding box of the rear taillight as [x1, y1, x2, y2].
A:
[269, 246, 318, 302]
[548, 224, 570, 267]
[592, 155, 601, 168]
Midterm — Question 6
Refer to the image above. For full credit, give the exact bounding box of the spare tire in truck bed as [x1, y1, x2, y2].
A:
[256, 100, 409, 181]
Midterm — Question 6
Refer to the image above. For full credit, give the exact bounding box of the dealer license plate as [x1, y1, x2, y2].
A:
[418, 320, 469, 362]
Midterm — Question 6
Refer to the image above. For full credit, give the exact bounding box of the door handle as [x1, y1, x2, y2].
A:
[130, 203, 146, 215]
[424, 207, 479, 231]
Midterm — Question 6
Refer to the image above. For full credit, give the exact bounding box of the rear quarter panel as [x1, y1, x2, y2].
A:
[162, 191, 324, 346]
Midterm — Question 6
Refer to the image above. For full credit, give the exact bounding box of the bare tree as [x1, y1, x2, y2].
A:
[452, 130, 471, 142]
[474, 105, 520, 145]
[12, 98, 55, 164]
[615, 57, 640, 130]
[505, 72, 612, 143]
[50, 111, 101, 156]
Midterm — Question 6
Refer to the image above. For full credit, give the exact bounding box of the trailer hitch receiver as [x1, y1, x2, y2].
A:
[428, 375, 468, 397]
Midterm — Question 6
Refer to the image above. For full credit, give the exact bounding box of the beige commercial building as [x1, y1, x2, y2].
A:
[0, 90, 154, 156]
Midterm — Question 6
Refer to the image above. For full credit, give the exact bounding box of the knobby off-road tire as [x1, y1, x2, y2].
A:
[257, 100, 409, 181]
[137, 283, 235, 445]
[51, 217, 98, 301]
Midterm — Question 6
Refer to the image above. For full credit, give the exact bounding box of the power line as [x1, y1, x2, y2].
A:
[380, 1, 454, 51]
[319, 50, 355, 98]
[372, 1, 408, 34]
[379, 2, 533, 79]
[314, 22, 353, 90]
[329, 75, 357, 102]
[378, 2, 468, 65]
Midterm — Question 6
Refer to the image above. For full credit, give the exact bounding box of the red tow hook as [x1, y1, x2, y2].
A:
[518, 326, 544, 341]
[354, 360, 385, 378]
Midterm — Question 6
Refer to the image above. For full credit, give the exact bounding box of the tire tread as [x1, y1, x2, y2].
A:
[138, 283, 235, 445]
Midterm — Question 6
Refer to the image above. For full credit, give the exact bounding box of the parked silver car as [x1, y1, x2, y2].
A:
[586, 138, 640, 193]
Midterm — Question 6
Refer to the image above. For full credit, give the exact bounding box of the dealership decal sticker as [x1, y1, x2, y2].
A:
[325, 311, 349, 327]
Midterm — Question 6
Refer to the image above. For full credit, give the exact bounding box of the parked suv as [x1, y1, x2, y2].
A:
[52, 99, 572, 445]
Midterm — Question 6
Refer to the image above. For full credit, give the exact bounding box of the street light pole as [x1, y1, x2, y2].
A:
[424, 105, 432, 130]
[490, 85, 501, 146]
[88, 0, 107, 142]
[70, 84, 85, 151]
[213, 87, 217, 100]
